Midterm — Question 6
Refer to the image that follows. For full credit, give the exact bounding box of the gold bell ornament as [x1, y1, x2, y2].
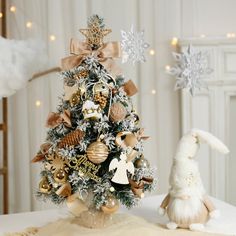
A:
[134, 154, 150, 168]
[53, 168, 68, 183]
[39, 177, 52, 194]
[86, 140, 109, 164]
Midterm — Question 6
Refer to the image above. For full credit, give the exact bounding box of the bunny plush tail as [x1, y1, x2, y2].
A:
[191, 129, 229, 154]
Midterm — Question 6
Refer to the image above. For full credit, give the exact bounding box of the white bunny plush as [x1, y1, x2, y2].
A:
[158, 129, 229, 231]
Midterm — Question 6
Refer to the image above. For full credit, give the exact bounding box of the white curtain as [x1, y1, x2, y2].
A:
[6, 0, 181, 213]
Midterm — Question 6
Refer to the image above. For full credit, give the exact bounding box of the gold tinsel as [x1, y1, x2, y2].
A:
[58, 129, 84, 148]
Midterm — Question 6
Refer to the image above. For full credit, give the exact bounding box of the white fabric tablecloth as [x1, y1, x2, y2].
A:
[1, 195, 236, 235]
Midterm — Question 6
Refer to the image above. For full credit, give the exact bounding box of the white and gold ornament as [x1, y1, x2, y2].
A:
[109, 152, 134, 185]
[82, 100, 102, 120]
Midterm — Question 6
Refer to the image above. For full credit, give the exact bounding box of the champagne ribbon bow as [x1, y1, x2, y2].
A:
[61, 39, 122, 77]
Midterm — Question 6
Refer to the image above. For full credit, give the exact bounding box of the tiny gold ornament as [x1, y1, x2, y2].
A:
[134, 154, 150, 168]
[86, 140, 109, 164]
[74, 69, 89, 80]
[109, 102, 127, 122]
[69, 91, 80, 106]
[53, 168, 68, 183]
[101, 196, 119, 214]
[39, 177, 52, 194]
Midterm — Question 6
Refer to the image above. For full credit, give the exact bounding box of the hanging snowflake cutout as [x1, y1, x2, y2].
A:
[121, 25, 149, 64]
[168, 45, 213, 96]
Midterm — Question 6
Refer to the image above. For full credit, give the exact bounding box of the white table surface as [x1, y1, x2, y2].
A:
[1, 195, 236, 235]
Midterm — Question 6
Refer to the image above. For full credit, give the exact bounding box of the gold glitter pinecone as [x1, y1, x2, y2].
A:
[58, 129, 84, 148]
[94, 94, 108, 109]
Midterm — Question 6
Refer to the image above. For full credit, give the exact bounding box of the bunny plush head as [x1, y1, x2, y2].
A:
[174, 129, 229, 161]
[169, 129, 229, 197]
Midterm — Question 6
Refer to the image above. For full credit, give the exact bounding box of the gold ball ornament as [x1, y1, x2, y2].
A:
[86, 141, 109, 164]
[39, 177, 52, 194]
[109, 102, 127, 122]
[69, 91, 80, 107]
[134, 154, 150, 168]
[101, 196, 119, 214]
[53, 168, 68, 183]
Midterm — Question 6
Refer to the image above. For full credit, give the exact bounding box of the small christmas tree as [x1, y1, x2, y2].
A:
[33, 15, 155, 227]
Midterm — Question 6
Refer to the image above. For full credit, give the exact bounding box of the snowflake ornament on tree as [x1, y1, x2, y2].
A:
[168, 45, 213, 96]
[121, 25, 149, 64]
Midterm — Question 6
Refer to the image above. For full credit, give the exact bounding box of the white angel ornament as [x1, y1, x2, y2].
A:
[109, 152, 134, 184]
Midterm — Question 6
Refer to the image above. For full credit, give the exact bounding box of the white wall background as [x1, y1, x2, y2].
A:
[1, 0, 236, 213]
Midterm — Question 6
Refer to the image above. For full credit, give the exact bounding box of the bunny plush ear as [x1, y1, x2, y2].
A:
[191, 129, 229, 154]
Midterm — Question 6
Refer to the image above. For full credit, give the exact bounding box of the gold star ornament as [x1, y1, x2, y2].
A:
[80, 16, 111, 49]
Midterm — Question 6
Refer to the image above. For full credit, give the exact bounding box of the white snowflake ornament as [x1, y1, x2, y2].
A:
[168, 45, 213, 96]
[121, 25, 149, 64]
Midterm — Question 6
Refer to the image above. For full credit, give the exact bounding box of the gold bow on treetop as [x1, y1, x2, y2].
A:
[61, 39, 122, 77]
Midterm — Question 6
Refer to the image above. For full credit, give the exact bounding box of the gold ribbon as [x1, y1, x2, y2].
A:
[61, 39, 122, 77]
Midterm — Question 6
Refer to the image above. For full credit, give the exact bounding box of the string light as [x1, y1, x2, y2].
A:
[149, 49, 155, 55]
[49, 35, 56, 41]
[165, 65, 171, 71]
[151, 89, 156, 94]
[10, 6, 16, 13]
[171, 37, 178, 46]
[0, 12, 3, 18]
[26, 21, 33, 28]
[227, 33, 236, 38]
[35, 100, 41, 107]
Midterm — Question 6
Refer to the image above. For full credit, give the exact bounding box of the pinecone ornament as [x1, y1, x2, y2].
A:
[94, 94, 108, 109]
[58, 129, 84, 148]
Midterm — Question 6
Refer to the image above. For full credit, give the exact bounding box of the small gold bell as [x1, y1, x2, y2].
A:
[53, 168, 68, 183]
[134, 154, 150, 168]
[39, 177, 52, 194]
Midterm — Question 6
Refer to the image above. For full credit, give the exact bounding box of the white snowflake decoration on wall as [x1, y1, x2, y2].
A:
[121, 25, 149, 64]
[168, 45, 213, 96]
